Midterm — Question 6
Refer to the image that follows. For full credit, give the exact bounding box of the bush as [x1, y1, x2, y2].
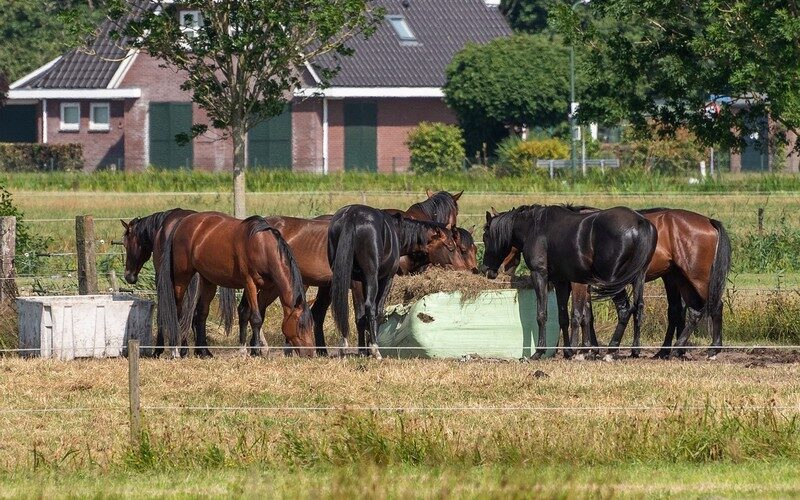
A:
[615, 129, 706, 174]
[494, 137, 569, 177]
[0, 143, 83, 172]
[406, 122, 466, 174]
[0, 185, 49, 275]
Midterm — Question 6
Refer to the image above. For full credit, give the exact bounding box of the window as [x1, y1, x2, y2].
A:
[60, 103, 80, 131]
[387, 15, 417, 43]
[179, 10, 202, 39]
[90, 103, 110, 131]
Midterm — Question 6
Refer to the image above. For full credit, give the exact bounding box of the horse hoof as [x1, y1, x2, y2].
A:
[603, 354, 615, 363]
[653, 350, 671, 360]
[530, 352, 543, 361]
[629, 351, 640, 359]
[197, 349, 214, 359]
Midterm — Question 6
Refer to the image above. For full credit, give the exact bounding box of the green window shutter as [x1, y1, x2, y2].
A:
[149, 102, 193, 169]
[248, 105, 292, 169]
[344, 101, 377, 172]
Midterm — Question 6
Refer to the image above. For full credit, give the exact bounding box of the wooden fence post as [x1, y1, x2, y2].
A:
[128, 338, 142, 449]
[0, 216, 17, 303]
[75, 215, 98, 295]
[758, 207, 764, 235]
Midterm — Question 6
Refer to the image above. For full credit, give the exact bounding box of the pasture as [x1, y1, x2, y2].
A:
[3, 180, 800, 496]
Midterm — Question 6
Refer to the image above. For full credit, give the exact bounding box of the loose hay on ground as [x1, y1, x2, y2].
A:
[386, 267, 532, 306]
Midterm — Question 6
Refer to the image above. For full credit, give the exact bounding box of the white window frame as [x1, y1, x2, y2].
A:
[386, 15, 417, 42]
[89, 102, 111, 131]
[179, 10, 202, 39]
[59, 102, 80, 132]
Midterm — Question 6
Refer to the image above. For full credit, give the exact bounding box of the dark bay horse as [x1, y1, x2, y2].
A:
[383, 190, 463, 228]
[568, 208, 731, 358]
[328, 205, 458, 358]
[121, 208, 236, 357]
[483, 205, 657, 359]
[453, 226, 478, 273]
[157, 212, 315, 357]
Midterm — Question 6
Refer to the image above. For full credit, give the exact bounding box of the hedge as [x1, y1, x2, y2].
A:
[0, 143, 83, 172]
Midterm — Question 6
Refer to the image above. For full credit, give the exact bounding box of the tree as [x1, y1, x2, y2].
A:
[500, 0, 553, 33]
[0, 71, 8, 107]
[92, 0, 377, 217]
[443, 34, 570, 155]
[553, 0, 800, 151]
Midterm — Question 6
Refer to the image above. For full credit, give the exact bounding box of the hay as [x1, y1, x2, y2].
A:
[386, 267, 533, 306]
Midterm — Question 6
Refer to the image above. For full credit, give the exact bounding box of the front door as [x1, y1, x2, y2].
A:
[344, 101, 377, 172]
[149, 102, 193, 169]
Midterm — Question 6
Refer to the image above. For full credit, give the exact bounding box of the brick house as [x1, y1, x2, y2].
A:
[1, 0, 511, 173]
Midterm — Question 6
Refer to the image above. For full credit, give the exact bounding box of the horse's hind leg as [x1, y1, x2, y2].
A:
[192, 277, 217, 358]
[629, 272, 646, 358]
[352, 282, 367, 356]
[606, 291, 632, 360]
[570, 284, 590, 359]
[360, 273, 382, 360]
[243, 280, 266, 356]
[530, 270, 550, 360]
[237, 294, 249, 356]
[708, 300, 723, 359]
[312, 286, 332, 356]
[674, 307, 703, 358]
[655, 275, 683, 359]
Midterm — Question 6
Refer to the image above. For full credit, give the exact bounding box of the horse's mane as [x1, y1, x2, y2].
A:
[132, 208, 186, 250]
[454, 226, 474, 248]
[486, 205, 546, 256]
[243, 215, 311, 330]
[393, 216, 448, 252]
[561, 203, 598, 213]
[411, 191, 458, 225]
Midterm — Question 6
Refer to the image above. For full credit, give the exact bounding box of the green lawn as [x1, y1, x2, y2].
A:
[3, 462, 800, 498]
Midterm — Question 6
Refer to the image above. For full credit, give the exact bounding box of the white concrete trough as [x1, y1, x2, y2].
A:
[378, 289, 561, 359]
[16, 294, 154, 360]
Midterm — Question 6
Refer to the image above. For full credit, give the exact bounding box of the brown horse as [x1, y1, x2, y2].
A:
[121, 208, 237, 357]
[237, 214, 467, 355]
[501, 207, 731, 358]
[157, 212, 315, 357]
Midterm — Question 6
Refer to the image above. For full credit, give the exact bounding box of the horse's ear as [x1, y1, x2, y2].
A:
[452, 190, 463, 201]
[121, 220, 129, 230]
[426, 189, 434, 198]
[469, 225, 476, 235]
[485, 211, 493, 223]
[491, 207, 499, 216]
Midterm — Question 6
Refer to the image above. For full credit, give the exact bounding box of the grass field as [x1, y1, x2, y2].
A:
[4, 174, 800, 496]
[2, 356, 800, 496]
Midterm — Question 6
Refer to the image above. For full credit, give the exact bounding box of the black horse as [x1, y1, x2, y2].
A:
[483, 205, 657, 359]
[328, 205, 455, 358]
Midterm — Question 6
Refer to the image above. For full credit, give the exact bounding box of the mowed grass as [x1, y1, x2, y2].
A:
[2, 357, 800, 496]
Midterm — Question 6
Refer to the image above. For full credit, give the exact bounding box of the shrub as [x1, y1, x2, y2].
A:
[0, 185, 49, 275]
[494, 136, 569, 177]
[615, 129, 706, 174]
[0, 143, 83, 172]
[406, 122, 466, 174]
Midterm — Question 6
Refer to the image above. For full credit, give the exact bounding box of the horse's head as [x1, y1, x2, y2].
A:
[282, 293, 316, 358]
[482, 209, 514, 279]
[453, 226, 479, 273]
[424, 225, 467, 270]
[121, 219, 151, 284]
[422, 189, 462, 229]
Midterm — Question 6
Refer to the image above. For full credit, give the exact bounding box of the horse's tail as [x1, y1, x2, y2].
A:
[179, 274, 200, 344]
[244, 216, 312, 333]
[156, 224, 180, 350]
[707, 219, 731, 317]
[217, 287, 237, 336]
[330, 225, 355, 340]
[592, 218, 657, 300]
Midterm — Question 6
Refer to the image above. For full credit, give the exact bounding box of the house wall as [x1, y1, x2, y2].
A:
[120, 52, 232, 171]
[291, 98, 324, 173]
[325, 97, 456, 173]
[39, 100, 126, 171]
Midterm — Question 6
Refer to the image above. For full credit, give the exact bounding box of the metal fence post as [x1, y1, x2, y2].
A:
[549, 160, 555, 179]
[128, 339, 142, 449]
[76, 215, 98, 295]
[0, 216, 17, 303]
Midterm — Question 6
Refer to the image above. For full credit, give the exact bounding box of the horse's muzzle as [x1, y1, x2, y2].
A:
[124, 272, 138, 285]
[485, 268, 498, 280]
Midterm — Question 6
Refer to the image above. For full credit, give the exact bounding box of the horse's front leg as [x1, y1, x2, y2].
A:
[530, 270, 550, 360]
[554, 281, 573, 359]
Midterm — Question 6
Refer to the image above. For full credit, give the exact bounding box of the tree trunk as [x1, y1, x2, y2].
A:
[232, 126, 247, 218]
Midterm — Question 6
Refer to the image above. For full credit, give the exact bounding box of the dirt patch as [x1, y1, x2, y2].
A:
[386, 267, 533, 306]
